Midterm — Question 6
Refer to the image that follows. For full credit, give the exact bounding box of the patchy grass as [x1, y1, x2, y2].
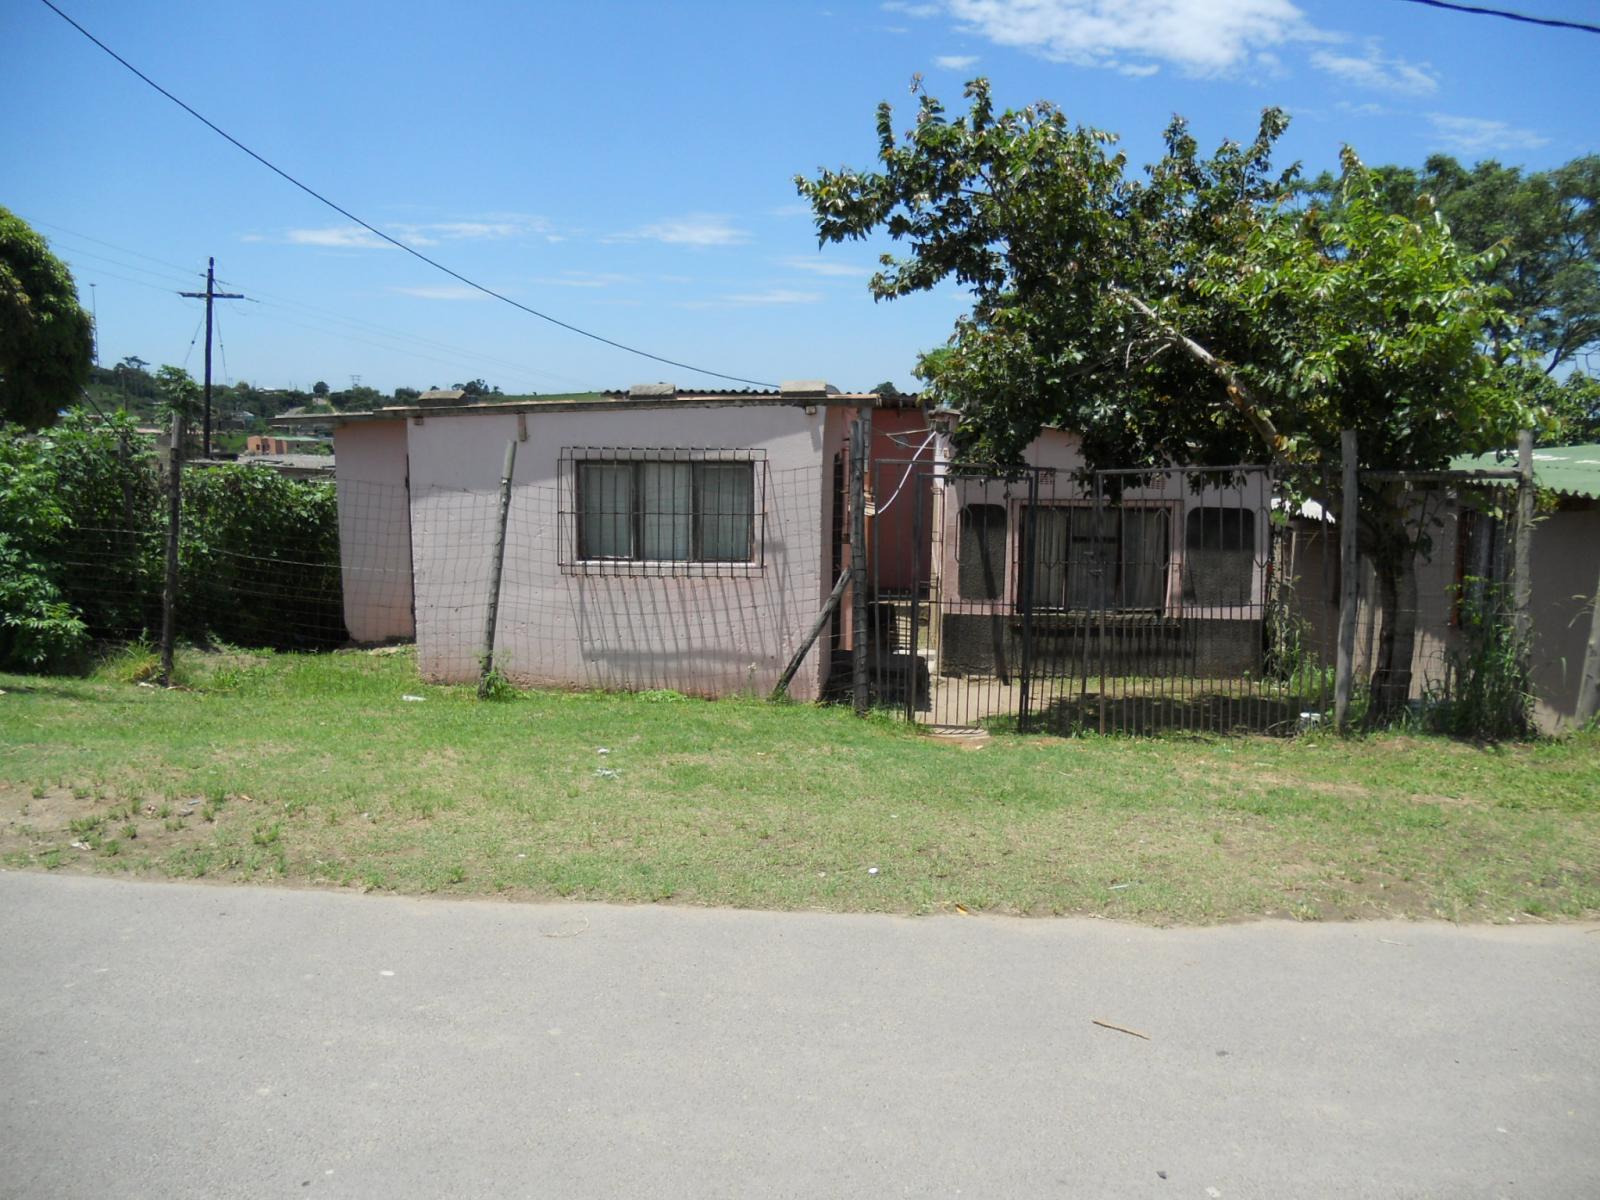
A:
[1, 648, 1596, 922]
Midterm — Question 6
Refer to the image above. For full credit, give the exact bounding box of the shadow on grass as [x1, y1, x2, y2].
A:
[986, 692, 1325, 738]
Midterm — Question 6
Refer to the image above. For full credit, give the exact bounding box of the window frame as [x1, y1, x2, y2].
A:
[1018, 502, 1174, 613]
[1180, 505, 1258, 609]
[560, 447, 767, 577]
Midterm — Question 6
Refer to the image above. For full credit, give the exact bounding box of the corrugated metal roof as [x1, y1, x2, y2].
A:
[1450, 443, 1600, 500]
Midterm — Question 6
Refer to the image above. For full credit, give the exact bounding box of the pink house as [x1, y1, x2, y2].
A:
[305, 383, 885, 701]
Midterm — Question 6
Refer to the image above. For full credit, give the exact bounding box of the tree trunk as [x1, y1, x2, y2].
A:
[1365, 539, 1419, 727]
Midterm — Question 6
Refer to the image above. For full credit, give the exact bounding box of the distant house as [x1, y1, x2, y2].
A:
[279, 383, 881, 701]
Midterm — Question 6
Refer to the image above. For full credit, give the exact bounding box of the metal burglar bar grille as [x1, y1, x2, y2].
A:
[866, 460, 1341, 737]
[557, 447, 768, 577]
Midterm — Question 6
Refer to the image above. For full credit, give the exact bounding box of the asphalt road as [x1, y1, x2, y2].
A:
[1, 872, 1596, 1199]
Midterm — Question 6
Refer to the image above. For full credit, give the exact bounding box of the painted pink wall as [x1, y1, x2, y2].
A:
[403, 403, 832, 700]
[333, 420, 414, 642]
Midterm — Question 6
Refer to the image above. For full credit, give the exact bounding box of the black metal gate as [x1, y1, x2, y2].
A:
[863, 459, 1335, 736]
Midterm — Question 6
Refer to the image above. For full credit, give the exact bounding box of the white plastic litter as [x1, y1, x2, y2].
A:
[402, 695, 426, 703]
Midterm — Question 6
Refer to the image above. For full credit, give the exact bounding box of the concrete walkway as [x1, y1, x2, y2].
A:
[1, 872, 1596, 1198]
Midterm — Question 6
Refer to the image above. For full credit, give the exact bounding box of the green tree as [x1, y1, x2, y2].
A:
[312, 380, 330, 397]
[1304, 154, 1599, 375]
[797, 80, 1530, 721]
[0, 207, 94, 428]
[156, 365, 201, 427]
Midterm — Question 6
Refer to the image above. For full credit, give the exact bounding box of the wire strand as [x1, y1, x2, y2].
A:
[38, 0, 778, 388]
[1393, 0, 1600, 34]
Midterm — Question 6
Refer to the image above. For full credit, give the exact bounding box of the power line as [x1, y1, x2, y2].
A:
[181, 313, 205, 370]
[43, 222, 587, 387]
[51, 239, 204, 290]
[34, 218, 207, 279]
[1394, 0, 1600, 34]
[38, 0, 778, 388]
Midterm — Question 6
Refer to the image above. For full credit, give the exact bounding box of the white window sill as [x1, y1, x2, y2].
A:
[561, 559, 766, 579]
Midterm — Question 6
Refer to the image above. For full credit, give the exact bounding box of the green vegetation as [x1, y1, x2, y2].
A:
[0, 409, 342, 670]
[0, 207, 93, 429]
[2, 649, 1595, 922]
[798, 82, 1535, 726]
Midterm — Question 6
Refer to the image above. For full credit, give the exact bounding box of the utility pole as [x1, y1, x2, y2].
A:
[179, 257, 244, 458]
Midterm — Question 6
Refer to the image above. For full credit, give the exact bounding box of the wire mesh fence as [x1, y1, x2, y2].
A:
[862, 460, 1337, 736]
[21, 420, 1584, 737]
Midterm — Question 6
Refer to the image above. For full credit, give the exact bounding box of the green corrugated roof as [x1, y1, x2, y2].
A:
[1449, 443, 1600, 500]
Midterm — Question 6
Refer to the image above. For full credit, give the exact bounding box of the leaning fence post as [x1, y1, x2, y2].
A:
[1334, 429, 1359, 732]
[850, 411, 871, 715]
[477, 439, 518, 698]
[1512, 430, 1535, 685]
[1577, 559, 1600, 728]
[158, 409, 184, 687]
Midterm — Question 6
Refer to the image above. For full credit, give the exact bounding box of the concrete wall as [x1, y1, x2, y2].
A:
[1287, 500, 1599, 732]
[403, 403, 831, 700]
[333, 419, 414, 642]
[1529, 505, 1599, 731]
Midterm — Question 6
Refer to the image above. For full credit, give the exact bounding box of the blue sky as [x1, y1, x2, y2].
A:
[7, 0, 1596, 395]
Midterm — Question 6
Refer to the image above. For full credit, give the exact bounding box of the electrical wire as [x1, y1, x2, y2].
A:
[42, 223, 585, 387]
[215, 307, 229, 386]
[34, 218, 207, 278]
[51, 239, 204, 290]
[39, 0, 779, 388]
[180, 313, 205, 370]
[1394, 0, 1600, 34]
[48, 221, 592, 389]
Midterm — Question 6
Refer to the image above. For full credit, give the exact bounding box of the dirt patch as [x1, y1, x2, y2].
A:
[929, 730, 991, 751]
[0, 784, 287, 878]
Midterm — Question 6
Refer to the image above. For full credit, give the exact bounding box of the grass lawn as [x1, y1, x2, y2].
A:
[1, 647, 1596, 922]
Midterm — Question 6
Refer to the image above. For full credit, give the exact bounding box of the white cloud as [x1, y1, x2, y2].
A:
[1311, 44, 1437, 94]
[285, 216, 554, 250]
[530, 271, 635, 289]
[392, 217, 554, 246]
[1427, 114, 1550, 155]
[779, 256, 872, 278]
[935, 54, 980, 69]
[390, 285, 487, 301]
[286, 226, 392, 249]
[726, 289, 823, 305]
[883, 1, 943, 16]
[609, 214, 751, 247]
[677, 289, 824, 309]
[945, 0, 1316, 77]
[1335, 100, 1389, 118]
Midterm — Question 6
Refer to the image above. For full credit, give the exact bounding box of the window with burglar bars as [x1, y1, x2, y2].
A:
[1181, 506, 1256, 607]
[559, 448, 766, 574]
[1024, 506, 1171, 611]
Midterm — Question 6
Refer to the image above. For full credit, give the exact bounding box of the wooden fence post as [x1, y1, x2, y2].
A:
[158, 409, 184, 687]
[1512, 430, 1535, 680]
[771, 571, 851, 701]
[477, 439, 518, 698]
[1577, 557, 1600, 728]
[850, 411, 870, 715]
[1334, 429, 1359, 732]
